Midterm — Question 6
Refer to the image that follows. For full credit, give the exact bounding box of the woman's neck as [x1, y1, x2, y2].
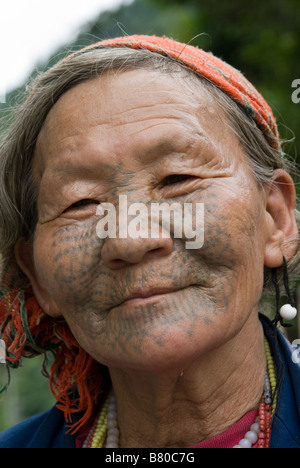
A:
[109, 316, 266, 448]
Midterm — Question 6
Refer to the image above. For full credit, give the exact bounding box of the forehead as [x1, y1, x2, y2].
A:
[34, 69, 240, 175]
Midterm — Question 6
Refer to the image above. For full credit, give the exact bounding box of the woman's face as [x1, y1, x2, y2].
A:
[21, 70, 275, 371]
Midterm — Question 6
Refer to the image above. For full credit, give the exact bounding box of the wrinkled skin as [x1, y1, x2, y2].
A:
[16, 70, 297, 446]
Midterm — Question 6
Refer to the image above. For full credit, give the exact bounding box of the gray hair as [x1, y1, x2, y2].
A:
[0, 46, 299, 293]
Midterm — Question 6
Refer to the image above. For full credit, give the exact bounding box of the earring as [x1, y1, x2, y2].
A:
[271, 257, 298, 328]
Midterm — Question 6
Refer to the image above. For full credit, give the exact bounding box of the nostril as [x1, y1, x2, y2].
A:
[147, 247, 166, 257]
[106, 258, 128, 270]
[101, 236, 174, 270]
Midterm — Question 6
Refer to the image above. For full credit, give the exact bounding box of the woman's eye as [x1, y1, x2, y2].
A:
[161, 174, 192, 186]
[68, 199, 98, 210]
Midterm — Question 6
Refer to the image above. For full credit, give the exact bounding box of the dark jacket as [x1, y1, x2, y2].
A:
[0, 316, 299, 448]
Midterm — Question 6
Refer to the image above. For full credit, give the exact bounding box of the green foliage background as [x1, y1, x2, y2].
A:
[0, 0, 299, 431]
[2, 0, 300, 167]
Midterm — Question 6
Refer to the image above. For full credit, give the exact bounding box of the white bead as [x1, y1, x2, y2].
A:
[107, 409, 117, 419]
[107, 418, 118, 429]
[106, 439, 119, 448]
[245, 430, 258, 444]
[108, 427, 119, 437]
[106, 392, 120, 447]
[233, 445, 242, 448]
[250, 422, 259, 434]
[239, 438, 252, 448]
[280, 304, 297, 321]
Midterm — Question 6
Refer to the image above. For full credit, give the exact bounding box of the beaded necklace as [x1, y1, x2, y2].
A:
[84, 338, 277, 449]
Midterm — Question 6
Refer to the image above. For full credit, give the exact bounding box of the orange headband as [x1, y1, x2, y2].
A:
[70, 34, 280, 151]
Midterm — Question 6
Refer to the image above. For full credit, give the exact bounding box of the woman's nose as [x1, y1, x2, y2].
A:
[101, 235, 174, 270]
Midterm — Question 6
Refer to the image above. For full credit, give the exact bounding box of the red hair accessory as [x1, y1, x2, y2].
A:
[0, 287, 105, 433]
[71, 35, 280, 151]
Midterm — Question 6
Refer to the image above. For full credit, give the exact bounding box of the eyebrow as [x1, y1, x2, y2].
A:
[137, 139, 183, 163]
[136, 126, 207, 163]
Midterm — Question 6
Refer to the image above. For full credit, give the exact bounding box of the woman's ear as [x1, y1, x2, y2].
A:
[264, 169, 298, 268]
[14, 238, 61, 317]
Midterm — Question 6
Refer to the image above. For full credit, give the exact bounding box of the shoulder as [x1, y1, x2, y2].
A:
[273, 332, 300, 447]
[261, 316, 300, 448]
[0, 405, 75, 448]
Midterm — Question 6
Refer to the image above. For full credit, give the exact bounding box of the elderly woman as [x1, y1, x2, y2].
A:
[0, 35, 299, 449]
